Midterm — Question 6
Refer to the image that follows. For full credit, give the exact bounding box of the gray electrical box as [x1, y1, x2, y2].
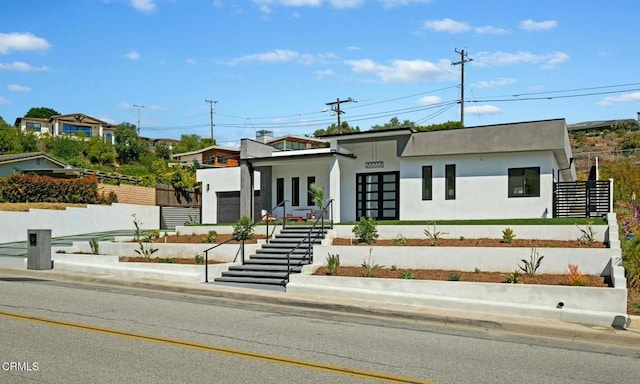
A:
[27, 229, 53, 270]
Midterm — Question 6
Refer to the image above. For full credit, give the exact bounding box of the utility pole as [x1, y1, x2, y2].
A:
[451, 49, 473, 127]
[133, 104, 144, 134]
[325, 97, 356, 133]
[205, 99, 217, 143]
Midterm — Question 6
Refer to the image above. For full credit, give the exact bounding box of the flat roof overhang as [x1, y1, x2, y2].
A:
[242, 150, 356, 167]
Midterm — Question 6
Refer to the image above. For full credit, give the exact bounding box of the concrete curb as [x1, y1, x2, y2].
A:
[1, 267, 639, 349]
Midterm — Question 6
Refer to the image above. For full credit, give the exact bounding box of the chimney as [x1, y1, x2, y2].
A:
[637, 112, 640, 122]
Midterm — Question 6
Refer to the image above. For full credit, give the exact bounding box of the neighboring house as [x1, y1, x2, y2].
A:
[197, 119, 580, 224]
[143, 137, 180, 151]
[14, 113, 116, 143]
[172, 145, 240, 168]
[255, 130, 327, 151]
[568, 112, 640, 135]
[0, 152, 70, 177]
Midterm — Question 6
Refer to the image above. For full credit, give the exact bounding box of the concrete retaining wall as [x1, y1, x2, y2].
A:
[0, 203, 160, 244]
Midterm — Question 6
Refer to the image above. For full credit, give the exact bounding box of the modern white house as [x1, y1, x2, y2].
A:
[197, 119, 580, 224]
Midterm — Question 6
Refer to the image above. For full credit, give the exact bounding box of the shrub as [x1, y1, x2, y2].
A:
[89, 238, 100, 255]
[622, 236, 640, 290]
[1, 174, 102, 203]
[361, 251, 383, 277]
[400, 271, 415, 279]
[577, 221, 596, 246]
[518, 248, 544, 276]
[134, 241, 158, 259]
[501, 227, 516, 244]
[424, 221, 447, 246]
[504, 270, 521, 284]
[233, 216, 255, 241]
[448, 273, 461, 281]
[352, 217, 378, 244]
[202, 230, 218, 243]
[194, 254, 205, 264]
[566, 263, 589, 286]
[158, 257, 177, 263]
[326, 253, 340, 276]
[394, 234, 408, 246]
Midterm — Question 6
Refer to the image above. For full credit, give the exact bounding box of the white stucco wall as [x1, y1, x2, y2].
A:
[400, 152, 555, 220]
[270, 160, 331, 220]
[197, 167, 260, 224]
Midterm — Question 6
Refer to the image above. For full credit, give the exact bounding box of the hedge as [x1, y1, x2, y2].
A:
[0, 174, 117, 204]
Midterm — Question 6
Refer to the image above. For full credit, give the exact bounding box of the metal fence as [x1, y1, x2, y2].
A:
[553, 180, 610, 218]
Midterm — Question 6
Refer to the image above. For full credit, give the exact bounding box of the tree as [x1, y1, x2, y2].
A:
[371, 117, 416, 131]
[24, 107, 60, 119]
[314, 122, 360, 137]
[0, 126, 21, 154]
[87, 136, 116, 165]
[172, 134, 213, 155]
[114, 122, 147, 164]
[17, 131, 39, 153]
[45, 136, 83, 161]
[414, 121, 463, 132]
[154, 141, 172, 160]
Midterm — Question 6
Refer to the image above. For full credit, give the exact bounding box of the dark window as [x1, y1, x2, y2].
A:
[422, 166, 432, 200]
[276, 178, 284, 204]
[207, 156, 215, 164]
[25, 122, 41, 131]
[356, 171, 399, 220]
[307, 176, 316, 206]
[217, 156, 228, 164]
[291, 177, 300, 206]
[62, 124, 92, 136]
[508, 167, 540, 197]
[445, 164, 456, 200]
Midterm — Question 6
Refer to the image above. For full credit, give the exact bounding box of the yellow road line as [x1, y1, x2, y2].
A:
[0, 310, 436, 383]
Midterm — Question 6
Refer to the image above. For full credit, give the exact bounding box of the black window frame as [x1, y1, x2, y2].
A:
[445, 164, 456, 200]
[276, 178, 284, 205]
[291, 177, 300, 206]
[508, 167, 541, 198]
[307, 176, 316, 206]
[421, 166, 432, 200]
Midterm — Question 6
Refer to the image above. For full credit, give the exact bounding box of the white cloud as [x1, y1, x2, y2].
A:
[474, 25, 507, 35]
[423, 18, 471, 33]
[473, 51, 569, 68]
[465, 105, 502, 115]
[222, 49, 335, 65]
[379, 0, 432, 7]
[0, 32, 51, 54]
[185, 58, 197, 64]
[0, 61, 48, 71]
[329, 0, 363, 9]
[598, 92, 640, 107]
[345, 58, 454, 82]
[125, 51, 140, 60]
[315, 68, 334, 79]
[520, 19, 557, 31]
[472, 77, 516, 89]
[8, 84, 31, 92]
[130, 0, 157, 13]
[418, 95, 441, 105]
[253, 0, 362, 8]
[0, 97, 8, 105]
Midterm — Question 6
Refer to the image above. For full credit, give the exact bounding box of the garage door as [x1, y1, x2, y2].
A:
[216, 191, 261, 224]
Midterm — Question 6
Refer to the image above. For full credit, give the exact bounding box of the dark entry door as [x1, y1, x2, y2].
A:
[356, 171, 399, 220]
[216, 191, 261, 224]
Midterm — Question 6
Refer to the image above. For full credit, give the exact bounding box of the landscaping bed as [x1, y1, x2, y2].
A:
[331, 238, 606, 248]
[152, 234, 266, 244]
[119, 256, 225, 264]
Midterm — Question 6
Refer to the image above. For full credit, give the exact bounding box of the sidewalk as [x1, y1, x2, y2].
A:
[1, 265, 639, 349]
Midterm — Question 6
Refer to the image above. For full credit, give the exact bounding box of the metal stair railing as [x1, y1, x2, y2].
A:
[203, 238, 235, 283]
[281, 199, 334, 287]
[260, 200, 288, 244]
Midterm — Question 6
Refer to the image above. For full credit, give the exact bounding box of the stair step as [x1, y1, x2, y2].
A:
[213, 276, 286, 286]
[228, 264, 301, 272]
[212, 281, 286, 292]
[250, 253, 310, 261]
[244, 258, 309, 266]
[221, 270, 289, 278]
[260, 245, 312, 252]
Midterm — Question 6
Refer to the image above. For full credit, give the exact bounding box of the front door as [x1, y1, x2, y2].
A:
[356, 171, 399, 220]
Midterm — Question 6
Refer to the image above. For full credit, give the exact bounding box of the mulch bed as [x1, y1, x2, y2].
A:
[152, 234, 265, 244]
[331, 238, 606, 248]
[118, 256, 224, 264]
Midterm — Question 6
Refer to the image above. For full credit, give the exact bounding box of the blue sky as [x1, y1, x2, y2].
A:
[1, 0, 639, 147]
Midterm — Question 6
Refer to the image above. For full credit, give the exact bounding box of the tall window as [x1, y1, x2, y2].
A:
[508, 167, 540, 197]
[307, 176, 316, 206]
[25, 122, 41, 131]
[421, 166, 432, 200]
[291, 177, 300, 206]
[62, 124, 92, 136]
[445, 164, 456, 200]
[276, 178, 284, 204]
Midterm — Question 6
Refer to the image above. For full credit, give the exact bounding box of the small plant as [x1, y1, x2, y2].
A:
[424, 221, 447, 246]
[89, 238, 100, 255]
[577, 221, 596, 246]
[391, 264, 397, 271]
[134, 241, 159, 259]
[308, 183, 325, 209]
[202, 230, 218, 243]
[194, 254, 205, 264]
[361, 250, 383, 277]
[566, 263, 589, 286]
[158, 257, 177, 263]
[132, 214, 143, 241]
[326, 253, 340, 276]
[400, 271, 415, 279]
[459, 236, 466, 241]
[56, 249, 66, 254]
[394, 234, 408, 246]
[352, 217, 379, 244]
[501, 227, 516, 244]
[184, 214, 199, 226]
[149, 229, 160, 239]
[448, 273, 461, 281]
[504, 270, 521, 284]
[518, 248, 544, 276]
[233, 216, 255, 241]
[474, 267, 481, 273]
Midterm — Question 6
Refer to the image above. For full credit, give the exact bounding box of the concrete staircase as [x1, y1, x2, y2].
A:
[213, 225, 328, 291]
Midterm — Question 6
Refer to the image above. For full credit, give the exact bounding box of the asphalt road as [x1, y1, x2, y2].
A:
[1, 277, 639, 384]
